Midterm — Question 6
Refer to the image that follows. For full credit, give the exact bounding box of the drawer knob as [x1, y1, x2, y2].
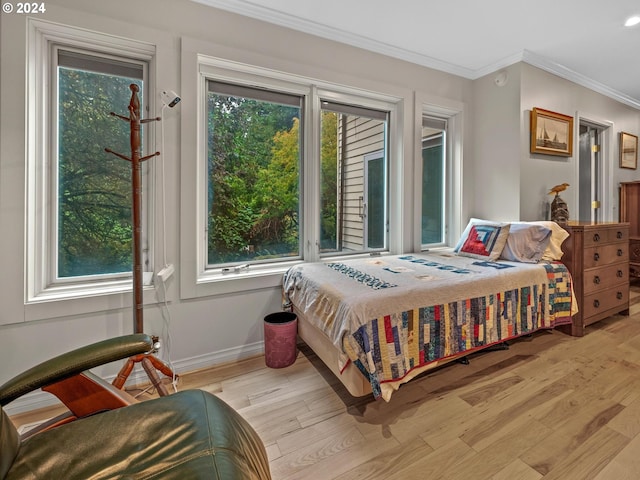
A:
[617, 231, 623, 239]
[594, 252, 600, 261]
[593, 275, 600, 284]
[593, 299, 600, 308]
[593, 233, 600, 242]
[617, 291, 623, 300]
[617, 270, 624, 278]
[618, 249, 623, 256]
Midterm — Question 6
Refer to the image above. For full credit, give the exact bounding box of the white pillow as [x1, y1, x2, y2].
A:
[500, 223, 552, 263]
[512, 221, 569, 261]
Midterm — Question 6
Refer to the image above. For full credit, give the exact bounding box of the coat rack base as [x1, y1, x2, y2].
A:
[112, 340, 177, 397]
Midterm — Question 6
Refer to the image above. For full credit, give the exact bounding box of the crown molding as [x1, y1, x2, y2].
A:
[191, 0, 475, 78]
[471, 51, 525, 79]
[521, 50, 640, 110]
[191, 0, 640, 110]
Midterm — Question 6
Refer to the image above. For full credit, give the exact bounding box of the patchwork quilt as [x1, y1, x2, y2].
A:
[283, 251, 576, 400]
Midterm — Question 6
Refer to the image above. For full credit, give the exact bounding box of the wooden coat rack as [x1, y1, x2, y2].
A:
[105, 84, 175, 396]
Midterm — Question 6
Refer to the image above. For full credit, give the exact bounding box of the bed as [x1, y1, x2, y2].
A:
[282, 220, 578, 401]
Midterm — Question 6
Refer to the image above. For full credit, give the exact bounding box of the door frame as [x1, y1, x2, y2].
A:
[574, 112, 614, 221]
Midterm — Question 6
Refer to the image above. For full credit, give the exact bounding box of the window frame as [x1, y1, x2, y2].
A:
[181, 54, 403, 299]
[413, 96, 465, 252]
[26, 19, 157, 305]
[204, 79, 305, 269]
[319, 100, 390, 257]
[362, 149, 388, 251]
[420, 115, 447, 249]
[52, 45, 148, 283]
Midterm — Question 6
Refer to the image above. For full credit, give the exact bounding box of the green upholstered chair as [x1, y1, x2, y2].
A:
[0, 334, 271, 479]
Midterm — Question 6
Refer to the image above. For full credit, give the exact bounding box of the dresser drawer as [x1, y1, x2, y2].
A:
[583, 244, 628, 269]
[583, 227, 628, 246]
[583, 264, 628, 294]
[583, 286, 629, 319]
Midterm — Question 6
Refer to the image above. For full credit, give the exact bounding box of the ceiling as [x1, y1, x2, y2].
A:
[192, 0, 640, 109]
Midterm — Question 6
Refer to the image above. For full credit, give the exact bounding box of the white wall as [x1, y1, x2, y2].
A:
[471, 63, 640, 223]
[0, 0, 474, 413]
[519, 63, 640, 222]
[470, 64, 523, 221]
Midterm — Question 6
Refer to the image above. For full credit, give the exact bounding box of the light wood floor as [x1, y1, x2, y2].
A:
[11, 281, 640, 479]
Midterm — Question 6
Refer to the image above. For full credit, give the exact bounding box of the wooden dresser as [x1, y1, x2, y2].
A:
[620, 181, 640, 278]
[561, 221, 630, 336]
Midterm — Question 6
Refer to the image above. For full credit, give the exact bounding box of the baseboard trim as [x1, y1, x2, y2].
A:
[4, 341, 265, 416]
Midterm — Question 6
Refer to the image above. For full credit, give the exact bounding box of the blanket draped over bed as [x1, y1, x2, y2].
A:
[283, 251, 576, 401]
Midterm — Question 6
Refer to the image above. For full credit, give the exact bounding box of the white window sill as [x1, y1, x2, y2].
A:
[190, 263, 297, 298]
[186, 253, 396, 299]
[23, 280, 172, 323]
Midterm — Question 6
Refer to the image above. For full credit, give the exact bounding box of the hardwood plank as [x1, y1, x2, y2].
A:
[459, 374, 576, 449]
[457, 374, 525, 406]
[592, 460, 638, 480]
[276, 412, 359, 456]
[519, 430, 577, 476]
[332, 435, 433, 480]
[296, 387, 353, 429]
[492, 459, 542, 480]
[270, 427, 399, 480]
[593, 433, 640, 480]
[471, 414, 553, 456]
[376, 438, 476, 480]
[541, 426, 629, 480]
[420, 358, 577, 448]
[607, 395, 640, 438]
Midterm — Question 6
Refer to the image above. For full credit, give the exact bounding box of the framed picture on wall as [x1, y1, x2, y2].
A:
[620, 132, 638, 169]
[530, 107, 573, 157]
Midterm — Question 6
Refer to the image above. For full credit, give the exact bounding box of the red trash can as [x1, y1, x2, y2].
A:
[263, 312, 298, 368]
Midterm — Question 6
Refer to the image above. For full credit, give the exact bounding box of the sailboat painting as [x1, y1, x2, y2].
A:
[530, 107, 573, 157]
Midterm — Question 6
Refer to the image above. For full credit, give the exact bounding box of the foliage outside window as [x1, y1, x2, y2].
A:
[206, 82, 302, 266]
[205, 82, 390, 269]
[56, 49, 147, 279]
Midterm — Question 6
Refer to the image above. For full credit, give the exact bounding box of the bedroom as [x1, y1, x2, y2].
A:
[1, 0, 640, 478]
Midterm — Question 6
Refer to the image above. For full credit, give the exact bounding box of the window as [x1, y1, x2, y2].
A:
[421, 115, 447, 246]
[320, 101, 388, 255]
[56, 49, 146, 278]
[26, 20, 156, 304]
[206, 81, 303, 267]
[193, 57, 399, 284]
[414, 98, 464, 252]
